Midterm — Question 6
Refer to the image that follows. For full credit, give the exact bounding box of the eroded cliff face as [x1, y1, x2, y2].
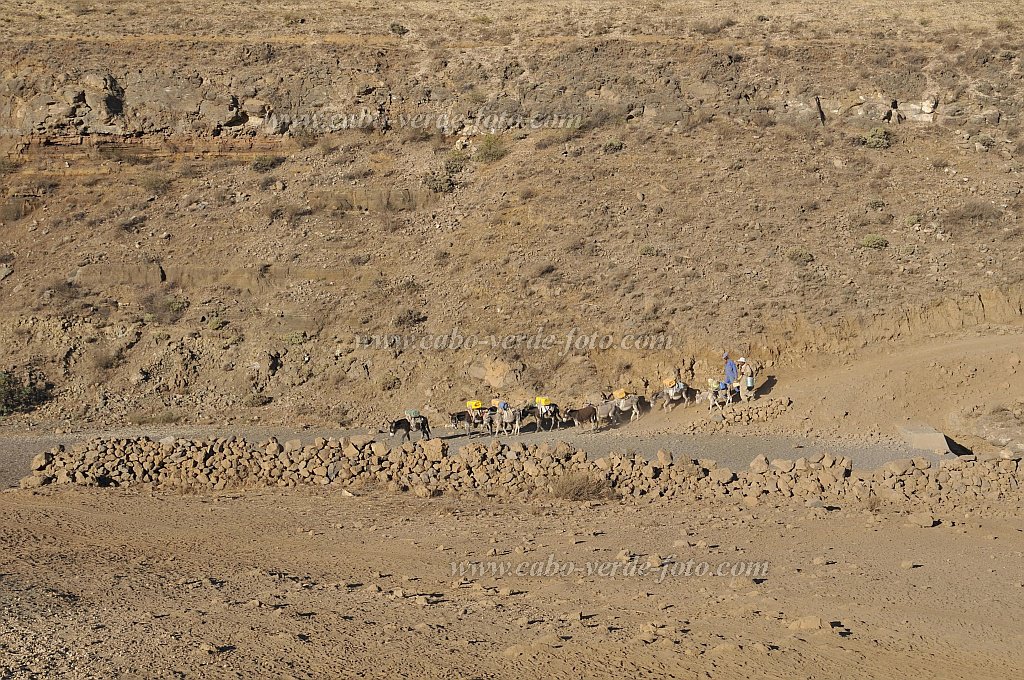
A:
[1, 4, 1022, 427]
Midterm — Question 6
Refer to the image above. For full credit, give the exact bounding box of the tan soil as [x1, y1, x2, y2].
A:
[2, 487, 1023, 678]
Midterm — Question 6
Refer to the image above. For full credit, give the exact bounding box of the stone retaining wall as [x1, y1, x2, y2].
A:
[19, 435, 1024, 508]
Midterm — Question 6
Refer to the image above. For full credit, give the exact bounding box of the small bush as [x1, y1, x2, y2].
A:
[252, 155, 286, 173]
[550, 473, 614, 501]
[602, 139, 625, 154]
[394, 308, 426, 327]
[43, 279, 83, 305]
[136, 172, 171, 193]
[863, 127, 893, 149]
[0, 371, 50, 416]
[389, 22, 409, 35]
[0, 158, 20, 177]
[474, 135, 508, 163]
[422, 172, 455, 194]
[350, 253, 371, 266]
[946, 200, 1002, 227]
[443, 150, 470, 175]
[866, 198, 885, 209]
[859, 234, 889, 249]
[692, 17, 737, 35]
[141, 291, 189, 324]
[787, 248, 815, 265]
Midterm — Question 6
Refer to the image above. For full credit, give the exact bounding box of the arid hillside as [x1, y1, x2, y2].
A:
[1, 0, 1022, 429]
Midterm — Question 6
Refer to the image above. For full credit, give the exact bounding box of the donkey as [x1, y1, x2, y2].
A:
[520, 403, 561, 432]
[652, 382, 694, 411]
[384, 415, 431, 443]
[696, 383, 732, 413]
[561, 405, 598, 432]
[595, 400, 619, 430]
[614, 395, 643, 422]
[450, 409, 489, 437]
[489, 406, 521, 437]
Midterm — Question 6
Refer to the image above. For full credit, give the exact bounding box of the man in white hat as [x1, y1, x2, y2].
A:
[738, 357, 756, 402]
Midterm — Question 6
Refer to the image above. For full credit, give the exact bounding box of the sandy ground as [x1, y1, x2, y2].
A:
[2, 486, 1023, 678]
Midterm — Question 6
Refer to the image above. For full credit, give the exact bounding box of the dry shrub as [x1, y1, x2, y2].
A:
[945, 200, 1002, 227]
[474, 134, 508, 162]
[0, 371, 50, 416]
[692, 17, 737, 36]
[252, 155, 286, 173]
[141, 290, 189, 324]
[550, 473, 614, 501]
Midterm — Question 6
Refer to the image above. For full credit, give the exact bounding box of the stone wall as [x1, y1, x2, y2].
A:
[20, 435, 1024, 509]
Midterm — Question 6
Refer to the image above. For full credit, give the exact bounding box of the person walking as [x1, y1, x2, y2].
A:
[738, 357, 756, 402]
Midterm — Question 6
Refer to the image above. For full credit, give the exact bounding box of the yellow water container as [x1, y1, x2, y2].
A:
[662, 377, 676, 387]
[535, 396, 551, 406]
[491, 399, 503, 408]
[466, 400, 483, 410]
[613, 389, 627, 400]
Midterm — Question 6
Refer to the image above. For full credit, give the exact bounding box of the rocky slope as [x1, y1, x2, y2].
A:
[1, 1, 1022, 429]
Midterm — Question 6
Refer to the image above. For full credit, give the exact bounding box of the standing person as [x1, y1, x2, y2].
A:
[723, 352, 739, 404]
[723, 352, 738, 385]
[738, 357, 756, 402]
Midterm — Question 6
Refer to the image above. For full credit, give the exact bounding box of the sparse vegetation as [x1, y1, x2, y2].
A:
[136, 172, 172, 193]
[443, 150, 470, 175]
[474, 135, 508, 163]
[859, 234, 889, 249]
[141, 290, 189, 324]
[692, 17, 737, 35]
[394, 308, 426, 327]
[0, 371, 50, 416]
[252, 155, 286, 173]
[389, 22, 409, 36]
[862, 127, 893, 149]
[787, 248, 815, 265]
[87, 347, 123, 373]
[602, 139, 624, 154]
[422, 172, 456, 194]
[945, 200, 1002, 227]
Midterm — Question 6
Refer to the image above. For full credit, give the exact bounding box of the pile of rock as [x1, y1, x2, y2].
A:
[742, 452, 853, 498]
[20, 435, 1024, 507]
[683, 398, 793, 434]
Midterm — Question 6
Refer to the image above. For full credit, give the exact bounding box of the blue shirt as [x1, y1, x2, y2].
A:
[724, 360, 738, 384]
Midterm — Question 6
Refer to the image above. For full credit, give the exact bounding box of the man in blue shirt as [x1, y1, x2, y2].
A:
[723, 352, 738, 385]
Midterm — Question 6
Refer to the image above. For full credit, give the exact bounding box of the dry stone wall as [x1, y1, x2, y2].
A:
[19, 435, 1024, 508]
